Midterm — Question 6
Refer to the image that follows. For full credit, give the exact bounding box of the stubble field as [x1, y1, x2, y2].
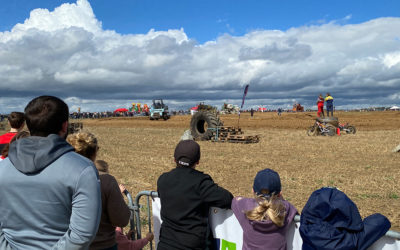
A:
[81, 111, 400, 231]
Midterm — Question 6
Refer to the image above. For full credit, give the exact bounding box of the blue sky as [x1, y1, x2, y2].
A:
[0, 0, 400, 112]
[2, 0, 399, 43]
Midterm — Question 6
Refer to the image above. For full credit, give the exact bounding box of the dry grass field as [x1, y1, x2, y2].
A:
[2, 111, 399, 231]
[81, 111, 400, 231]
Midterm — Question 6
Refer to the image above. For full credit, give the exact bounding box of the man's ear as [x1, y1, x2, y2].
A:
[59, 121, 68, 138]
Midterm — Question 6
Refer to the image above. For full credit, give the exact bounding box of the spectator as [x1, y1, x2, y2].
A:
[232, 168, 298, 250]
[66, 133, 131, 250]
[277, 108, 282, 116]
[316, 94, 325, 117]
[0, 112, 25, 152]
[325, 93, 334, 117]
[94, 160, 154, 250]
[251, 108, 254, 117]
[0, 96, 101, 250]
[300, 187, 391, 250]
[1, 131, 30, 160]
[157, 140, 233, 250]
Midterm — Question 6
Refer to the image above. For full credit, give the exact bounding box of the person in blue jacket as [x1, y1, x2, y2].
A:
[325, 93, 334, 117]
[300, 187, 391, 250]
[0, 96, 101, 250]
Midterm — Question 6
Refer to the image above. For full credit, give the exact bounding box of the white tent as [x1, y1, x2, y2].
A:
[389, 106, 400, 110]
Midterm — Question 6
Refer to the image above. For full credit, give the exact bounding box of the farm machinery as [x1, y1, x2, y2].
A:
[189, 110, 259, 143]
[150, 99, 170, 120]
[307, 117, 356, 136]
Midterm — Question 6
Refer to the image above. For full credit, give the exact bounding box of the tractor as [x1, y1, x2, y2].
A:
[150, 99, 170, 120]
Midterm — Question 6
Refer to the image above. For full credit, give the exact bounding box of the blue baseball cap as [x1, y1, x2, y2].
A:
[253, 169, 281, 195]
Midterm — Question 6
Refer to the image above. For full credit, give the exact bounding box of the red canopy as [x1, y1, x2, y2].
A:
[114, 108, 128, 113]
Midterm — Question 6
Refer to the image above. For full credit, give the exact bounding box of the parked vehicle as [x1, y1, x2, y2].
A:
[150, 99, 170, 120]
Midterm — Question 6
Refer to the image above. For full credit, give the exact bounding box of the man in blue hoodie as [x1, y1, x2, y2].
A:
[0, 96, 101, 250]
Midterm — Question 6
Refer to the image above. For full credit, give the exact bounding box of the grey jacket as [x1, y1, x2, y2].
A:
[0, 134, 101, 250]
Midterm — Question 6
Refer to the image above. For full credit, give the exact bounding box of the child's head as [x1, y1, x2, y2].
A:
[67, 131, 98, 161]
[253, 168, 281, 196]
[95, 160, 109, 174]
[174, 140, 200, 168]
[246, 168, 286, 226]
[8, 112, 25, 130]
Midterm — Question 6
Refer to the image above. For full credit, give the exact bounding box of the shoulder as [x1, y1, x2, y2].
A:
[54, 151, 98, 180]
[232, 197, 255, 212]
[59, 151, 94, 169]
[283, 200, 298, 218]
[100, 173, 118, 184]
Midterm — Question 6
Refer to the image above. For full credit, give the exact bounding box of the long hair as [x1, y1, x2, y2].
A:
[245, 191, 287, 227]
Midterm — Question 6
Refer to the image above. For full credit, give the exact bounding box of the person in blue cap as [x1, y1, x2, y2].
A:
[232, 168, 298, 250]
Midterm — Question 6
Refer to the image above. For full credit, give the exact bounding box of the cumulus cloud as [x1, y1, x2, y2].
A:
[0, 0, 400, 112]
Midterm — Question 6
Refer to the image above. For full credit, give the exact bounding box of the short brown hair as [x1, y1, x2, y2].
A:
[95, 160, 109, 174]
[24, 96, 69, 136]
[8, 112, 25, 129]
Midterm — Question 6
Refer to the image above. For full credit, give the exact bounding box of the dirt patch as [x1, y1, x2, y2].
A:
[80, 111, 400, 231]
[82, 111, 400, 131]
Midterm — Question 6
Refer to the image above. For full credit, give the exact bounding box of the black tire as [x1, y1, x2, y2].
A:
[325, 124, 336, 136]
[190, 111, 221, 140]
[347, 126, 356, 134]
[307, 126, 316, 136]
[162, 112, 169, 120]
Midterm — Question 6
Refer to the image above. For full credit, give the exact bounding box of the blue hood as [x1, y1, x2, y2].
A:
[300, 187, 391, 250]
[8, 134, 74, 174]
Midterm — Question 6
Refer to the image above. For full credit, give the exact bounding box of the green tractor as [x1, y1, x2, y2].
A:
[150, 99, 170, 120]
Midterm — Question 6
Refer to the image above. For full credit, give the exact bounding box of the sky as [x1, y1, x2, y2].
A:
[0, 0, 400, 112]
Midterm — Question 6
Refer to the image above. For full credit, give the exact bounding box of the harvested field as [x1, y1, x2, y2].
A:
[81, 111, 400, 231]
[2, 111, 399, 231]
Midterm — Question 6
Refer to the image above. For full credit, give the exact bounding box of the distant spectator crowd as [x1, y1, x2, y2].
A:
[0, 95, 394, 250]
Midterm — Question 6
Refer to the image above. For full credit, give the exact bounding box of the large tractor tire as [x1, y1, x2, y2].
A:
[190, 111, 222, 140]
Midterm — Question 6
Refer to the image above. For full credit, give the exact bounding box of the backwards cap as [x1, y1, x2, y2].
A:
[174, 140, 200, 167]
[253, 168, 281, 196]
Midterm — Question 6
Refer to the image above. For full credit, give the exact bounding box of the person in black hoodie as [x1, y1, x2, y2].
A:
[157, 140, 233, 250]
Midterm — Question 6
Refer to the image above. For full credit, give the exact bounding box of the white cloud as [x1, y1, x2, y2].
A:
[0, 0, 400, 112]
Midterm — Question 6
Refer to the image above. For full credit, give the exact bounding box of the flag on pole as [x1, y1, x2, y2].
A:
[241, 84, 249, 109]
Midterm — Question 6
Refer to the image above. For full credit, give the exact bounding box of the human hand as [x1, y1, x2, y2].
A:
[146, 232, 154, 241]
[126, 229, 134, 239]
[119, 184, 126, 194]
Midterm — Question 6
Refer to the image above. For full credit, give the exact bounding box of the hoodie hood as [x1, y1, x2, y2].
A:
[300, 187, 363, 231]
[299, 187, 391, 250]
[8, 134, 74, 174]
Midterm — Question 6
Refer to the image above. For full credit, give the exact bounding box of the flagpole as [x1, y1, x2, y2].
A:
[237, 111, 241, 128]
[238, 84, 249, 129]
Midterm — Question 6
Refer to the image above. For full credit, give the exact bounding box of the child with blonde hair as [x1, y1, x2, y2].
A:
[232, 168, 297, 250]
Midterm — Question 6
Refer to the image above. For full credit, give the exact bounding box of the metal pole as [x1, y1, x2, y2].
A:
[147, 195, 153, 250]
[134, 191, 159, 240]
[123, 190, 136, 240]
